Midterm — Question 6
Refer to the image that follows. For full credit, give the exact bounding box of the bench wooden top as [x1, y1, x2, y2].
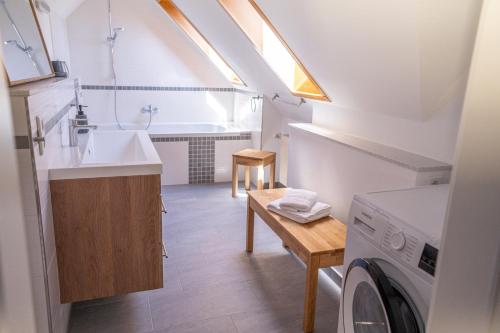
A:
[233, 149, 276, 161]
[247, 189, 346, 257]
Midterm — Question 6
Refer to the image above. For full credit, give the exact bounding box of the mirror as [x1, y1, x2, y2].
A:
[0, 0, 54, 86]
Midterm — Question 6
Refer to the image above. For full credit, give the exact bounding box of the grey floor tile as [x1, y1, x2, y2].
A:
[68, 307, 95, 333]
[153, 316, 238, 333]
[230, 307, 303, 333]
[89, 298, 153, 333]
[69, 182, 342, 333]
[72, 291, 148, 310]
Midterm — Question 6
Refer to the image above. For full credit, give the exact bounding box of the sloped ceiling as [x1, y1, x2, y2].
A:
[173, 0, 314, 121]
[175, 0, 482, 121]
[254, 0, 482, 120]
[47, 0, 86, 18]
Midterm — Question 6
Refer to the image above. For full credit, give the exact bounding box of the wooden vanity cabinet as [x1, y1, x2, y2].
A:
[50, 174, 163, 303]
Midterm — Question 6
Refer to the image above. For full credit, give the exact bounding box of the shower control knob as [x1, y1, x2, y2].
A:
[390, 231, 406, 251]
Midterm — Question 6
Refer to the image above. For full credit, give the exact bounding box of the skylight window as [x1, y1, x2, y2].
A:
[158, 0, 245, 86]
[218, 0, 329, 101]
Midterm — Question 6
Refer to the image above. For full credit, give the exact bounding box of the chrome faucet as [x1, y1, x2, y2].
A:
[69, 119, 97, 147]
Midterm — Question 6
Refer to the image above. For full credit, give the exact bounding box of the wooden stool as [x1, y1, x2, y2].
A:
[232, 149, 276, 197]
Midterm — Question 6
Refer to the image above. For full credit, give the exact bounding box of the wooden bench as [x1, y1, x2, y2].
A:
[246, 189, 346, 333]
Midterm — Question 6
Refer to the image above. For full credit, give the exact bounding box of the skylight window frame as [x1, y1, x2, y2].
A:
[157, 0, 246, 87]
[217, 0, 330, 102]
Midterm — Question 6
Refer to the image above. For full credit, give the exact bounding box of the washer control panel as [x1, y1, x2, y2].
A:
[418, 243, 438, 276]
[381, 222, 422, 267]
[390, 231, 406, 250]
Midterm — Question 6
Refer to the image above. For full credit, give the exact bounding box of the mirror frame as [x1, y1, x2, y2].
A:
[2, 0, 55, 87]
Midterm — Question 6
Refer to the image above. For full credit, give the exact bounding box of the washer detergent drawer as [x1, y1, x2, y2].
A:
[348, 200, 388, 246]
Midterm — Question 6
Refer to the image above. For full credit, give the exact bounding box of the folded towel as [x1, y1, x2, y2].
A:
[279, 189, 318, 212]
[268, 198, 331, 224]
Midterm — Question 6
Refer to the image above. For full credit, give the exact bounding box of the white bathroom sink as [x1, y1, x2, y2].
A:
[49, 130, 162, 180]
[81, 131, 148, 165]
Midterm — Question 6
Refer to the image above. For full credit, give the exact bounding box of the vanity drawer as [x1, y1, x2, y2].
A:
[51, 174, 163, 303]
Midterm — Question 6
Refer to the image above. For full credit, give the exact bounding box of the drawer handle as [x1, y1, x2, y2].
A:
[161, 241, 168, 258]
[161, 195, 167, 214]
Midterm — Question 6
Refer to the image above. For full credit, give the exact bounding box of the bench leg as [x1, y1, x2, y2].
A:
[304, 256, 320, 333]
[257, 165, 264, 190]
[246, 198, 255, 253]
[245, 166, 251, 191]
[232, 158, 238, 197]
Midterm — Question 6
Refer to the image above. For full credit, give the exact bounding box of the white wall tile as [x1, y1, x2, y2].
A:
[214, 140, 252, 183]
[10, 97, 29, 136]
[153, 142, 189, 185]
[32, 275, 50, 333]
[11, 80, 75, 333]
[287, 126, 433, 222]
[81, 89, 235, 125]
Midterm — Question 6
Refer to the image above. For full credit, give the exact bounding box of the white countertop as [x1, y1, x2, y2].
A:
[9, 77, 74, 97]
[356, 185, 450, 242]
[289, 123, 452, 172]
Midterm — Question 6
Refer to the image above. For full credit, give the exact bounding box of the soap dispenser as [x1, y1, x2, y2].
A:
[76, 105, 89, 134]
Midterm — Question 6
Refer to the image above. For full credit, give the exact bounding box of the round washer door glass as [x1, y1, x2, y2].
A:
[343, 258, 423, 333]
[352, 281, 389, 332]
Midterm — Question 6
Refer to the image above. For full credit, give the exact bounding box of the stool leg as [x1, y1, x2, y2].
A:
[269, 161, 276, 189]
[232, 158, 238, 197]
[257, 165, 264, 190]
[245, 166, 251, 191]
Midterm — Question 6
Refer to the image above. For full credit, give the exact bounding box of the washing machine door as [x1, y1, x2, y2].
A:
[342, 258, 425, 333]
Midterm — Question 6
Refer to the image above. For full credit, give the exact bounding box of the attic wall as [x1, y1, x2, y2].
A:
[427, 0, 500, 329]
[35, 0, 72, 66]
[312, 92, 463, 163]
[255, 0, 482, 163]
[66, 0, 237, 125]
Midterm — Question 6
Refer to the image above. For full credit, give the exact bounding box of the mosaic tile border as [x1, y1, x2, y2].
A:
[81, 85, 259, 95]
[15, 136, 30, 150]
[189, 137, 215, 184]
[151, 133, 253, 184]
[150, 133, 251, 143]
[150, 137, 189, 143]
[15, 99, 76, 150]
[45, 99, 76, 134]
[82, 85, 236, 92]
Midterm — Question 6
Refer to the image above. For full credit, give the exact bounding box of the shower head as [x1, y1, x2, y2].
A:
[4, 40, 32, 52]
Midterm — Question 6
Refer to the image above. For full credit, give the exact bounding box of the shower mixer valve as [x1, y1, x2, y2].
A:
[141, 105, 159, 114]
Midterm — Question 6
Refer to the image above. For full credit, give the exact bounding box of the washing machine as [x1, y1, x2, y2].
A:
[338, 185, 450, 333]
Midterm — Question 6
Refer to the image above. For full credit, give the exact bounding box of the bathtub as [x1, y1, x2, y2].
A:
[97, 122, 248, 136]
[96, 122, 257, 185]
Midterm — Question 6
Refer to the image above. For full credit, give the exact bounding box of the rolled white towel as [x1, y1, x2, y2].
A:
[268, 198, 331, 224]
[279, 188, 318, 212]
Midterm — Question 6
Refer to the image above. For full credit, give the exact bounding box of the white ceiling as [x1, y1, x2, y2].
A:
[175, 0, 482, 121]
